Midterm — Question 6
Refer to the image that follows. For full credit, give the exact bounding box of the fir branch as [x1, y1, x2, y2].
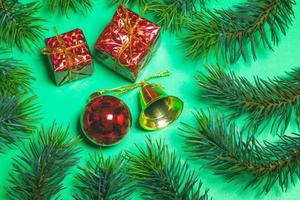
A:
[0, 0, 46, 51]
[111, 0, 203, 32]
[126, 138, 210, 200]
[0, 48, 38, 152]
[181, 110, 300, 193]
[49, 0, 92, 15]
[7, 124, 81, 200]
[0, 48, 34, 94]
[0, 94, 39, 153]
[146, 0, 195, 32]
[74, 152, 133, 200]
[111, 0, 147, 7]
[181, 0, 295, 64]
[196, 66, 300, 134]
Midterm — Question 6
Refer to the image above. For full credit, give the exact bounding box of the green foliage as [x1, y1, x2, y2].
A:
[7, 124, 80, 200]
[111, 0, 204, 32]
[181, 110, 300, 193]
[49, 0, 92, 15]
[146, 0, 194, 32]
[196, 66, 300, 134]
[0, 48, 38, 152]
[181, 0, 295, 64]
[0, 0, 46, 51]
[74, 152, 133, 200]
[127, 138, 210, 200]
[112, 0, 295, 59]
[0, 95, 38, 153]
[0, 48, 34, 94]
[111, 0, 147, 7]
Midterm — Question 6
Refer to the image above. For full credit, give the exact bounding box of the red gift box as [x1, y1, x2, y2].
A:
[43, 28, 94, 86]
[95, 6, 160, 82]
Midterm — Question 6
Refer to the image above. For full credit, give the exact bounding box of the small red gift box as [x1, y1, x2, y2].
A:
[95, 6, 161, 82]
[42, 28, 94, 86]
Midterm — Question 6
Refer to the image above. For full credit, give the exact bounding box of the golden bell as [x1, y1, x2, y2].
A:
[139, 84, 184, 131]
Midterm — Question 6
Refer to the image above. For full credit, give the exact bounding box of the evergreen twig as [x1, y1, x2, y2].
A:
[181, 110, 300, 193]
[0, 0, 46, 51]
[111, 0, 206, 32]
[111, 0, 147, 7]
[0, 94, 39, 153]
[0, 48, 38, 152]
[181, 0, 295, 64]
[7, 124, 81, 200]
[196, 66, 300, 134]
[126, 138, 210, 200]
[74, 152, 133, 200]
[49, 0, 92, 15]
[146, 0, 194, 32]
[0, 48, 34, 94]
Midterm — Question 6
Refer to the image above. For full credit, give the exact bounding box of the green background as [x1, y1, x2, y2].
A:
[1, 0, 300, 199]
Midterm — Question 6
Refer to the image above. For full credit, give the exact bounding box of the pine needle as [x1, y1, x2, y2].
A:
[0, 1, 46, 51]
[0, 48, 34, 94]
[0, 48, 39, 152]
[110, 0, 208, 32]
[74, 152, 133, 200]
[196, 65, 300, 134]
[49, 0, 92, 15]
[0, 94, 39, 153]
[111, 0, 147, 7]
[126, 138, 210, 200]
[181, 0, 295, 64]
[146, 0, 192, 32]
[181, 110, 300, 193]
[7, 124, 81, 200]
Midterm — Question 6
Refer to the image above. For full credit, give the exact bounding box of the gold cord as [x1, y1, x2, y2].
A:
[97, 70, 171, 96]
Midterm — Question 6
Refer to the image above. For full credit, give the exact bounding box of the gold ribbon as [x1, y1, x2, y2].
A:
[41, 27, 86, 84]
[95, 70, 171, 97]
[114, 5, 149, 67]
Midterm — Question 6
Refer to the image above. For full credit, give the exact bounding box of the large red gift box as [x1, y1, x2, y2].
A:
[95, 6, 161, 82]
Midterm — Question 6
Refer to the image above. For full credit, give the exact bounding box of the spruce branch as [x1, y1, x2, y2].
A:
[0, 94, 39, 153]
[48, 0, 92, 15]
[181, 110, 300, 193]
[126, 138, 210, 200]
[74, 152, 133, 200]
[146, 0, 195, 32]
[196, 66, 300, 134]
[111, 0, 147, 7]
[0, 48, 38, 152]
[111, 0, 206, 32]
[0, 48, 34, 94]
[181, 0, 295, 64]
[0, 0, 46, 51]
[7, 124, 81, 200]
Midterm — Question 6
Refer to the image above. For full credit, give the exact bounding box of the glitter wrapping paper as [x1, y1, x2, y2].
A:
[44, 28, 94, 86]
[95, 6, 160, 82]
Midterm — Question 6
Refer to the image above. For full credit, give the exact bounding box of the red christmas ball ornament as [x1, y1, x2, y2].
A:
[81, 95, 132, 146]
